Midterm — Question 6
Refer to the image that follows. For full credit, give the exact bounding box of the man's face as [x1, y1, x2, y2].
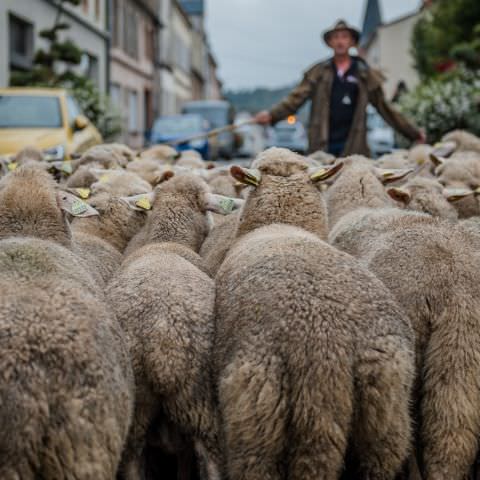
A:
[329, 30, 355, 56]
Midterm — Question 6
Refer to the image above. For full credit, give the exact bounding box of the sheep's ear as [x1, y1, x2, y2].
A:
[204, 193, 244, 215]
[57, 191, 99, 217]
[374, 167, 414, 184]
[429, 154, 447, 168]
[120, 192, 155, 211]
[443, 188, 475, 202]
[153, 169, 175, 185]
[387, 187, 411, 205]
[230, 166, 261, 187]
[309, 162, 344, 182]
[432, 141, 457, 158]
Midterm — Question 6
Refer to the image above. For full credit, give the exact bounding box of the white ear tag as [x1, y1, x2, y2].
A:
[71, 199, 88, 215]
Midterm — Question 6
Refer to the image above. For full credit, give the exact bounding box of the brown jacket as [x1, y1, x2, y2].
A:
[269, 57, 421, 156]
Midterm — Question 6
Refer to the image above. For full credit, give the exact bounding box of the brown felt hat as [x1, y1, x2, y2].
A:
[323, 20, 360, 46]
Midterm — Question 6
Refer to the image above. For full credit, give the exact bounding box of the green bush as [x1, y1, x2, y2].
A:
[412, 0, 480, 78]
[399, 69, 480, 143]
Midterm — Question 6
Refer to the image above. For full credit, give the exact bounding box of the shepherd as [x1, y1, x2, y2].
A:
[255, 19, 425, 156]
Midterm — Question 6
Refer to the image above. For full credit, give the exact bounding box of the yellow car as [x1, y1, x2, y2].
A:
[0, 88, 102, 160]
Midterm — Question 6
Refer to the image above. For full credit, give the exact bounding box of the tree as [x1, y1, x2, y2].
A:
[10, 0, 121, 140]
[412, 0, 480, 78]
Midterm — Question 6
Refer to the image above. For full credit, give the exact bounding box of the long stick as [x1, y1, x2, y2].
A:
[166, 119, 257, 146]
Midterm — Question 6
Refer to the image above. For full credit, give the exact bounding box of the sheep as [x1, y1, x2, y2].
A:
[433, 152, 480, 218]
[71, 191, 149, 286]
[13, 145, 44, 164]
[73, 146, 126, 173]
[327, 156, 480, 480]
[0, 164, 133, 479]
[126, 157, 170, 186]
[64, 161, 104, 188]
[308, 149, 336, 164]
[89, 169, 152, 198]
[199, 210, 240, 275]
[387, 176, 459, 221]
[176, 150, 206, 169]
[442, 129, 480, 153]
[140, 144, 180, 163]
[213, 148, 414, 480]
[377, 150, 411, 169]
[107, 174, 240, 480]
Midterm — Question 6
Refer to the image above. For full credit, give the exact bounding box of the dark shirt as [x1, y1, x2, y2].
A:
[328, 58, 359, 144]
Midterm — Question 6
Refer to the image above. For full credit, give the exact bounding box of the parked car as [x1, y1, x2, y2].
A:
[266, 116, 308, 154]
[0, 88, 101, 159]
[367, 105, 395, 158]
[182, 100, 235, 159]
[150, 114, 210, 159]
[234, 112, 265, 158]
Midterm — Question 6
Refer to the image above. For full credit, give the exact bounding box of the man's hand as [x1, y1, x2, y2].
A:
[416, 129, 427, 144]
[255, 110, 272, 125]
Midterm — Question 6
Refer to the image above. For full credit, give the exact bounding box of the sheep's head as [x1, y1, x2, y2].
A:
[325, 155, 415, 228]
[432, 155, 480, 218]
[123, 173, 241, 252]
[230, 147, 342, 240]
[0, 165, 98, 247]
[387, 177, 459, 221]
[70, 192, 148, 252]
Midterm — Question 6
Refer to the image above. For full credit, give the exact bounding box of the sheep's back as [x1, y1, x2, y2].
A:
[0, 240, 133, 477]
[215, 224, 412, 374]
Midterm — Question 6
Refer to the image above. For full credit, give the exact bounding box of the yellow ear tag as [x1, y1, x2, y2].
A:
[75, 188, 90, 199]
[72, 199, 88, 215]
[135, 197, 152, 210]
[99, 174, 110, 183]
[61, 161, 73, 174]
[7, 162, 17, 172]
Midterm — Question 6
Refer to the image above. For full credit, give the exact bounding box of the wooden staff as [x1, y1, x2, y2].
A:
[166, 119, 258, 146]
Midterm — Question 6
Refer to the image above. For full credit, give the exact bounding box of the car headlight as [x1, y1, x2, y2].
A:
[190, 139, 206, 148]
[43, 144, 66, 162]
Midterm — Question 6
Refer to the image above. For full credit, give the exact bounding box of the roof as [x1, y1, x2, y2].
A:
[360, 0, 382, 47]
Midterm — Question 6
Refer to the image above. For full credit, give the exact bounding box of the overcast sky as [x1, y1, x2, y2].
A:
[205, 0, 421, 90]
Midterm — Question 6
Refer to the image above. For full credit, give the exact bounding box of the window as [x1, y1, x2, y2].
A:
[110, 84, 121, 109]
[111, 0, 121, 47]
[123, 4, 138, 58]
[66, 96, 82, 124]
[95, 0, 101, 21]
[145, 25, 155, 61]
[0, 95, 62, 128]
[9, 14, 34, 71]
[79, 53, 99, 86]
[128, 90, 138, 132]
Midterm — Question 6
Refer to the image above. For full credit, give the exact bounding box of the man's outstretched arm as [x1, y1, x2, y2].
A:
[255, 71, 317, 125]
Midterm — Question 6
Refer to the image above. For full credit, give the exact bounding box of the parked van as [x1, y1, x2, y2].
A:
[182, 100, 235, 159]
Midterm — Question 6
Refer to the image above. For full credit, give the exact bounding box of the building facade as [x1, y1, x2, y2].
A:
[359, 0, 431, 99]
[0, 0, 109, 91]
[109, 0, 161, 148]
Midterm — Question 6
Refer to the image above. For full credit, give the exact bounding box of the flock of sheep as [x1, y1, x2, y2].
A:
[1, 129, 480, 480]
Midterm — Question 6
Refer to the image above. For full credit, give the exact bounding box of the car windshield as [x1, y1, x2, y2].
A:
[0, 95, 62, 128]
[184, 106, 227, 128]
[153, 116, 203, 137]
